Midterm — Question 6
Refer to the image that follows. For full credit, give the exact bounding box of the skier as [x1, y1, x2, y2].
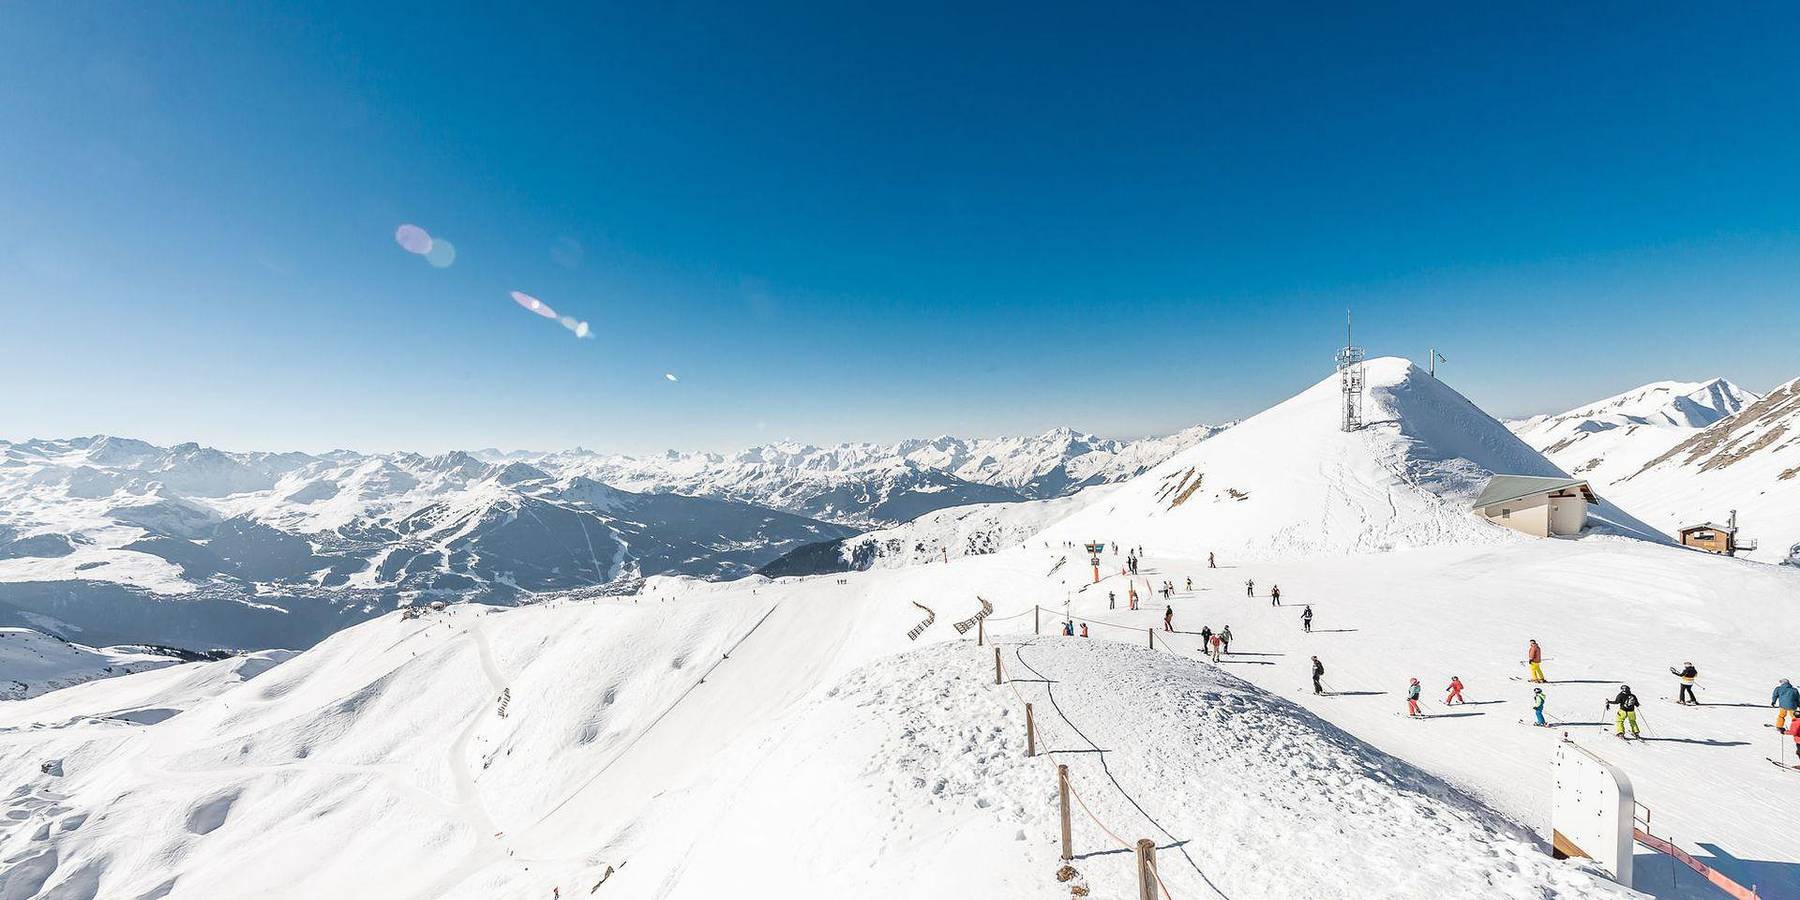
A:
[1301, 605, 1313, 633]
[1208, 552, 1216, 569]
[1406, 678, 1423, 717]
[1787, 714, 1800, 765]
[1220, 625, 1233, 653]
[1531, 687, 1547, 726]
[1128, 586, 1139, 611]
[1774, 678, 1799, 729]
[1526, 639, 1547, 684]
[1079, 622, 1089, 638]
[1670, 662, 1698, 705]
[1063, 620, 1075, 637]
[1311, 656, 1325, 695]
[1200, 624, 1213, 649]
[1209, 632, 1224, 662]
[1185, 576, 1193, 591]
[1108, 590, 1116, 610]
[1245, 579, 1255, 597]
[1164, 605, 1174, 632]
[1445, 675, 1466, 705]
[1270, 584, 1281, 606]
[1606, 684, 1642, 739]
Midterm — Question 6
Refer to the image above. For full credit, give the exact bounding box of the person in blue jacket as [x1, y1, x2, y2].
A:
[1531, 687, 1547, 726]
[1774, 678, 1799, 730]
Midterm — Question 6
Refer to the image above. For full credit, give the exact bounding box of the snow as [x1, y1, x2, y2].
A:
[1511, 378, 1757, 491]
[0, 629, 179, 700]
[2, 358, 1795, 898]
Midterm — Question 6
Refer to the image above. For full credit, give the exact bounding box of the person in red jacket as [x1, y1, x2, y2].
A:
[1787, 713, 1800, 762]
[1445, 675, 1466, 705]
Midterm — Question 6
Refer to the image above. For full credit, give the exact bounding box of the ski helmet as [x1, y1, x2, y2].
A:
[1620, 685, 1631, 693]
[1410, 677, 1419, 684]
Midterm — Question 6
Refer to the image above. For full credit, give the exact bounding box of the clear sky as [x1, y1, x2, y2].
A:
[3, 3, 1797, 454]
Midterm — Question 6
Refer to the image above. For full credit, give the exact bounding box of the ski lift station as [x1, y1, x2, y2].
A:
[1472, 475, 1595, 538]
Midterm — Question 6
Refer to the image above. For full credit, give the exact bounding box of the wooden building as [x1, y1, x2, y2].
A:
[1678, 512, 1755, 556]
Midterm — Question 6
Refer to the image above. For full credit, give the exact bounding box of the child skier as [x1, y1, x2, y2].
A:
[1406, 678, 1423, 717]
[1526, 640, 1547, 684]
[1606, 685, 1642, 738]
[1270, 584, 1281, 606]
[1209, 632, 1224, 662]
[1128, 586, 1139, 611]
[1445, 675, 1465, 705]
[1774, 678, 1799, 729]
[1531, 687, 1547, 726]
[1301, 605, 1313, 633]
[1311, 656, 1325, 695]
[1671, 662, 1698, 705]
[1079, 622, 1089, 638]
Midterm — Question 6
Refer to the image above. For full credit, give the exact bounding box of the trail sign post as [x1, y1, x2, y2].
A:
[1084, 541, 1105, 583]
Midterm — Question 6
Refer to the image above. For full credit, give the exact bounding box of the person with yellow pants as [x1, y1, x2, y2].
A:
[1774, 679, 1798, 729]
[1526, 639, 1547, 684]
[1606, 685, 1642, 739]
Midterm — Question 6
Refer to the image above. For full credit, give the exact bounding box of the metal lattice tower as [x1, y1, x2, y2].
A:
[1337, 311, 1365, 432]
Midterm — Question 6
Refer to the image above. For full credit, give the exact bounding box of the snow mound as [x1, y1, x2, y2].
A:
[1041, 358, 1660, 558]
[0, 596, 1630, 899]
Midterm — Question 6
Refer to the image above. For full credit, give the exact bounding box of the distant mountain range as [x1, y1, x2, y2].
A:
[1509, 376, 1800, 562]
[0, 425, 1225, 650]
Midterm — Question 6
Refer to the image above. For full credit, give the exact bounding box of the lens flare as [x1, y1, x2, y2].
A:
[394, 224, 433, 255]
[664, 372, 679, 382]
[425, 238, 456, 268]
[509, 291, 560, 319]
[574, 321, 591, 338]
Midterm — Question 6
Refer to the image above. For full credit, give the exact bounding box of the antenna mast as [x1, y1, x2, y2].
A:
[1336, 309, 1365, 432]
[1429, 348, 1448, 378]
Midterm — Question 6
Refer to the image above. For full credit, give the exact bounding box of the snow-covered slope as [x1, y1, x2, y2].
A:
[1041, 358, 1661, 558]
[0, 628, 181, 700]
[1510, 379, 1757, 489]
[5, 358, 1795, 898]
[1600, 376, 1800, 562]
[0, 591, 1636, 900]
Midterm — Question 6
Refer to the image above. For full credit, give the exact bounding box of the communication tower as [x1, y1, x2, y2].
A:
[1336, 310, 1365, 432]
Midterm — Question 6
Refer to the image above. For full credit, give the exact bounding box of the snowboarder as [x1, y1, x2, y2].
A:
[1774, 678, 1799, 730]
[1445, 675, 1465, 705]
[1406, 678, 1423, 717]
[1209, 632, 1224, 662]
[1270, 584, 1281, 606]
[1606, 685, 1642, 738]
[1671, 662, 1698, 705]
[1526, 639, 1546, 684]
[1220, 624, 1233, 653]
[1245, 579, 1255, 597]
[1208, 552, 1216, 569]
[1531, 687, 1547, 726]
[1079, 622, 1089, 638]
[1301, 605, 1313, 633]
[1311, 656, 1325, 695]
[1164, 605, 1174, 632]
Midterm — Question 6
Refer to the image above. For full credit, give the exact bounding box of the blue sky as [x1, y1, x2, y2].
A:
[2, 3, 1796, 454]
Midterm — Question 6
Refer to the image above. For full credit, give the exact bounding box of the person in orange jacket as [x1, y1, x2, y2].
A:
[1445, 675, 1466, 705]
[1526, 640, 1547, 683]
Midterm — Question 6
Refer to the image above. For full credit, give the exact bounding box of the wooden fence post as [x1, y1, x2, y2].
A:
[994, 647, 1002, 685]
[1058, 765, 1073, 861]
[1034, 605, 1040, 635]
[1026, 703, 1036, 757]
[978, 617, 985, 646]
[1135, 838, 1158, 900]
[1148, 628, 1154, 650]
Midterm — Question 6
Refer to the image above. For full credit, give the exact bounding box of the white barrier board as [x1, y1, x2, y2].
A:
[1550, 740, 1634, 887]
